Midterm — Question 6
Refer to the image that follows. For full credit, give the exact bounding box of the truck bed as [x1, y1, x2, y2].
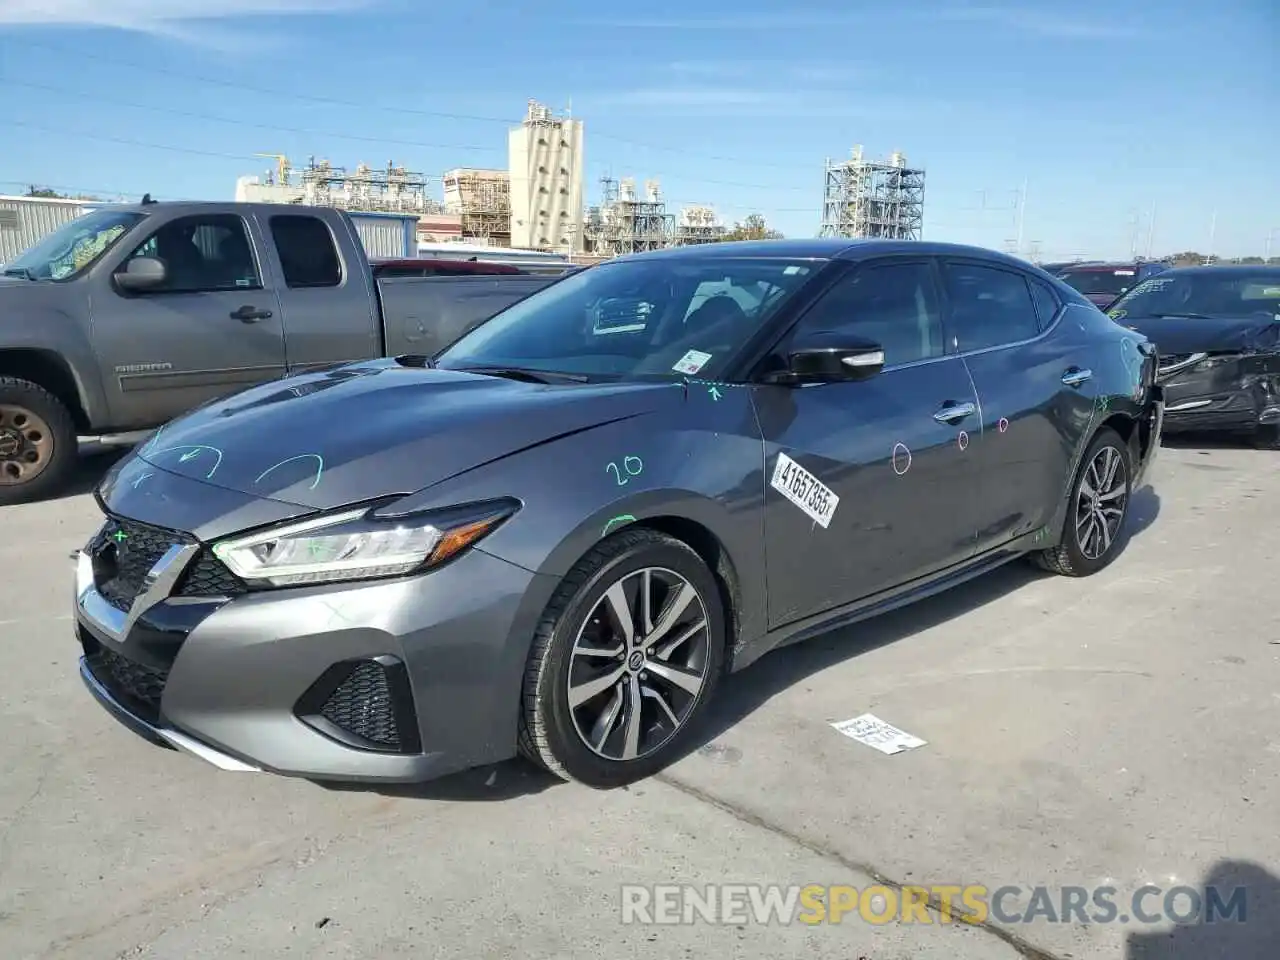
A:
[375, 273, 559, 357]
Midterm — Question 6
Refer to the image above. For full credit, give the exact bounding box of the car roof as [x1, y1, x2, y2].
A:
[610, 238, 1044, 271]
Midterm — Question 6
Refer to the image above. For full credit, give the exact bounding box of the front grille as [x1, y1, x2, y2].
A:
[86, 646, 169, 723]
[320, 661, 401, 749]
[176, 549, 249, 599]
[1156, 353, 1206, 380]
[89, 517, 193, 612]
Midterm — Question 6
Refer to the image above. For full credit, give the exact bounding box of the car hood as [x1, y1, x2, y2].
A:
[129, 359, 682, 510]
[1120, 315, 1280, 355]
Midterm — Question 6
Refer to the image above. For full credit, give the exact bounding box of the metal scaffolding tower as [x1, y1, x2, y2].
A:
[443, 169, 511, 246]
[293, 157, 446, 215]
[819, 146, 925, 241]
[584, 176, 675, 256]
[673, 205, 728, 246]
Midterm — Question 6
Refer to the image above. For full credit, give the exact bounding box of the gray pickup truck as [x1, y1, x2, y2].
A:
[0, 200, 557, 504]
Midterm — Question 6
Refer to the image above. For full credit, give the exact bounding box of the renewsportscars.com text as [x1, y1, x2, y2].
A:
[620, 883, 1248, 926]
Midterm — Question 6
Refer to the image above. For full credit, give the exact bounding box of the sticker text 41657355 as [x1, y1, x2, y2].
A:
[770, 452, 840, 528]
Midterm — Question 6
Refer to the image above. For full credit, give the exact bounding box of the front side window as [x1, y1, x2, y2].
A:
[437, 257, 822, 381]
[3, 209, 144, 281]
[121, 214, 261, 293]
[943, 262, 1040, 351]
[783, 261, 944, 366]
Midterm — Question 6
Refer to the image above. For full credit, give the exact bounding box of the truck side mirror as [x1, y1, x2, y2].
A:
[114, 256, 168, 292]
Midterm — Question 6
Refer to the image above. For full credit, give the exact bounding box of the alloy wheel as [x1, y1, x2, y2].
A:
[567, 566, 711, 762]
[0, 404, 54, 486]
[1074, 444, 1128, 561]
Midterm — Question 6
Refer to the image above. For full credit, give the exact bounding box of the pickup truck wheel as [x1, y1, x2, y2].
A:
[0, 378, 78, 506]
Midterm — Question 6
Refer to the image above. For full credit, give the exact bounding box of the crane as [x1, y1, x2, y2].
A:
[254, 153, 290, 184]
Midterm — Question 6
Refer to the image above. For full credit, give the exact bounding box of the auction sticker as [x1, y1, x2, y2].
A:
[770, 452, 839, 528]
[672, 349, 713, 375]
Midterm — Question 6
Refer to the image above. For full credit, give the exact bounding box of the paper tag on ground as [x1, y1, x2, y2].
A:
[672, 349, 713, 375]
[831, 714, 927, 755]
[770, 452, 839, 528]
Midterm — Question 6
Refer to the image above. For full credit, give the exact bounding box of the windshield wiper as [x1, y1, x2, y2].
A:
[1148, 312, 1214, 320]
[1, 266, 35, 280]
[457, 365, 590, 384]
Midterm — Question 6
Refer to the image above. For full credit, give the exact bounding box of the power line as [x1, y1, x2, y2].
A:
[0, 75, 810, 193]
[8, 36, 806, 172]
[0, 116, 263, 161]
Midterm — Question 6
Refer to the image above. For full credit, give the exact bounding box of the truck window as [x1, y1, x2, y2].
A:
[269, 215, 342, 288]
[121, 214, 262, 293]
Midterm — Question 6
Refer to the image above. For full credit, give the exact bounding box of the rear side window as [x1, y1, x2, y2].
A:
[1028, 277, 1061, 329]
[943, 262, 1040, 351]
[269, 215, 342, 288]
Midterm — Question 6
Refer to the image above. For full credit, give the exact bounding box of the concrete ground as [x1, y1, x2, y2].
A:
[1, 439, 1276, 960]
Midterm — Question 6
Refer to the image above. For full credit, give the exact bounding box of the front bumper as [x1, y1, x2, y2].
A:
[1158, 355, 1280, 434]
[74, 527, 556, 784]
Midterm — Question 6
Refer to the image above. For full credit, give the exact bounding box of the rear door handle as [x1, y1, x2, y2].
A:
[1062, 367, 1093, 387]
[231, 305, 273, 322]
[933, 401, 977, 424]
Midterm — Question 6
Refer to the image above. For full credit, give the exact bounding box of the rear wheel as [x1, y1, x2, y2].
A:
[0, 377, 78, 506]
[518, 528, 726, 788]
[1033, 427, 1133, 577]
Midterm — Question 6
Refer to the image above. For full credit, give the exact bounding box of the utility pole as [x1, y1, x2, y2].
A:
[1144, 201, 1157, 259]
[1014, 178, 1027, 257]
[1127, 209, 1140, 259]
[1207, 209, 1217, 264]
[1266, 228, 1278, 262]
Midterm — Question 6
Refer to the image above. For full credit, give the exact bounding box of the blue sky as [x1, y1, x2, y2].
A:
[1, 0, 1276, 259]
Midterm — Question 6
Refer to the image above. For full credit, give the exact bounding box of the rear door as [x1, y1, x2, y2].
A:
[941, 259, 1096, 552]
[91, 211, 287, 428]
[258, 212, 382, 372]
[754, 257, 981, 626]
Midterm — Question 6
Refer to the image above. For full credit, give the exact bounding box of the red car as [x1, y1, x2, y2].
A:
[1054, 261, 1170, 309]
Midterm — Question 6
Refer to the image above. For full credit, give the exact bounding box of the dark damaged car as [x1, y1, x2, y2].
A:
[1108, 265, 1280, 448]
[73, 240, 1163, 789]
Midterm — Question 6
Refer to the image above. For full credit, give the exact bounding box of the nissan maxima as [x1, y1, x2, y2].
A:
[1106, 265, 1280, 448]
[74, 240, 1164, 789]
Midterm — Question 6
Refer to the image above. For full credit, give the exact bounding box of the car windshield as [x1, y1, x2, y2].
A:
[436, 256, 824, 381]
[1108, 272, 1280, 319]
[1056, 267, 1140, 298]
[2, 208, 144, 280]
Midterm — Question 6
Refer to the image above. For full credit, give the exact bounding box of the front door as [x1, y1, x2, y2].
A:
[940, 259, 1095, 552]
[91, 212, 286, 428]
[753, 258, 981, 629]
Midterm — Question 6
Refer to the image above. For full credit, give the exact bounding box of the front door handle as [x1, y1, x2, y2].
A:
[230, 305, 273, 322]
[933, 401, 977, 424]
[1062, 367, 1093, 387]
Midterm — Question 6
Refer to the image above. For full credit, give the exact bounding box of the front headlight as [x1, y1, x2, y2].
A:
[212, 499, 518, 587]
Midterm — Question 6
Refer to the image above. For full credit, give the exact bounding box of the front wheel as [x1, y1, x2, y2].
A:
[518, 528, 726, 788]
[1033, 427, 1133, 577]
[1253, 424, 1280, 450]
[0, 377, 79, 506]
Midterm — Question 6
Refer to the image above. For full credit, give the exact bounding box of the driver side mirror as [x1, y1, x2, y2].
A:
[114, 256, 167, 292]
[768, 331, 886, 384]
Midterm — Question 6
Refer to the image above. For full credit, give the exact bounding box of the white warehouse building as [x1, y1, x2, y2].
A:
[508, 100, 584, 253]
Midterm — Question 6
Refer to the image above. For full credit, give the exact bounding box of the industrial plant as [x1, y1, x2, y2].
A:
[819, 145, 926, 241]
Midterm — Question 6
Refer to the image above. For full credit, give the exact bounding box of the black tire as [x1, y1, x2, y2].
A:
[518, 527, 727, 788]
[0, 377, 79, 506]
[1253, 424, 1280, 451]
[1033, 426, 1133, 577]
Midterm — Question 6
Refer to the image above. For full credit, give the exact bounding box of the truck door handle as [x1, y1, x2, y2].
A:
[933, 401, 976, 424]
[1062, 367, 1093, 387]
[231, 305, 272, 322]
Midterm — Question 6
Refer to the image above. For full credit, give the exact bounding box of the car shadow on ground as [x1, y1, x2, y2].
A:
[324, 485, 1161, 803]
[52, 446, 128, 501]
[1125, 859, 1279, 960]
[1160, 432, 1260, 452]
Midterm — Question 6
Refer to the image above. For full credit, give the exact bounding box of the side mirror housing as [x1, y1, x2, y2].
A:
[114, 256, 167, 292]
[770, 331, 886, 384]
